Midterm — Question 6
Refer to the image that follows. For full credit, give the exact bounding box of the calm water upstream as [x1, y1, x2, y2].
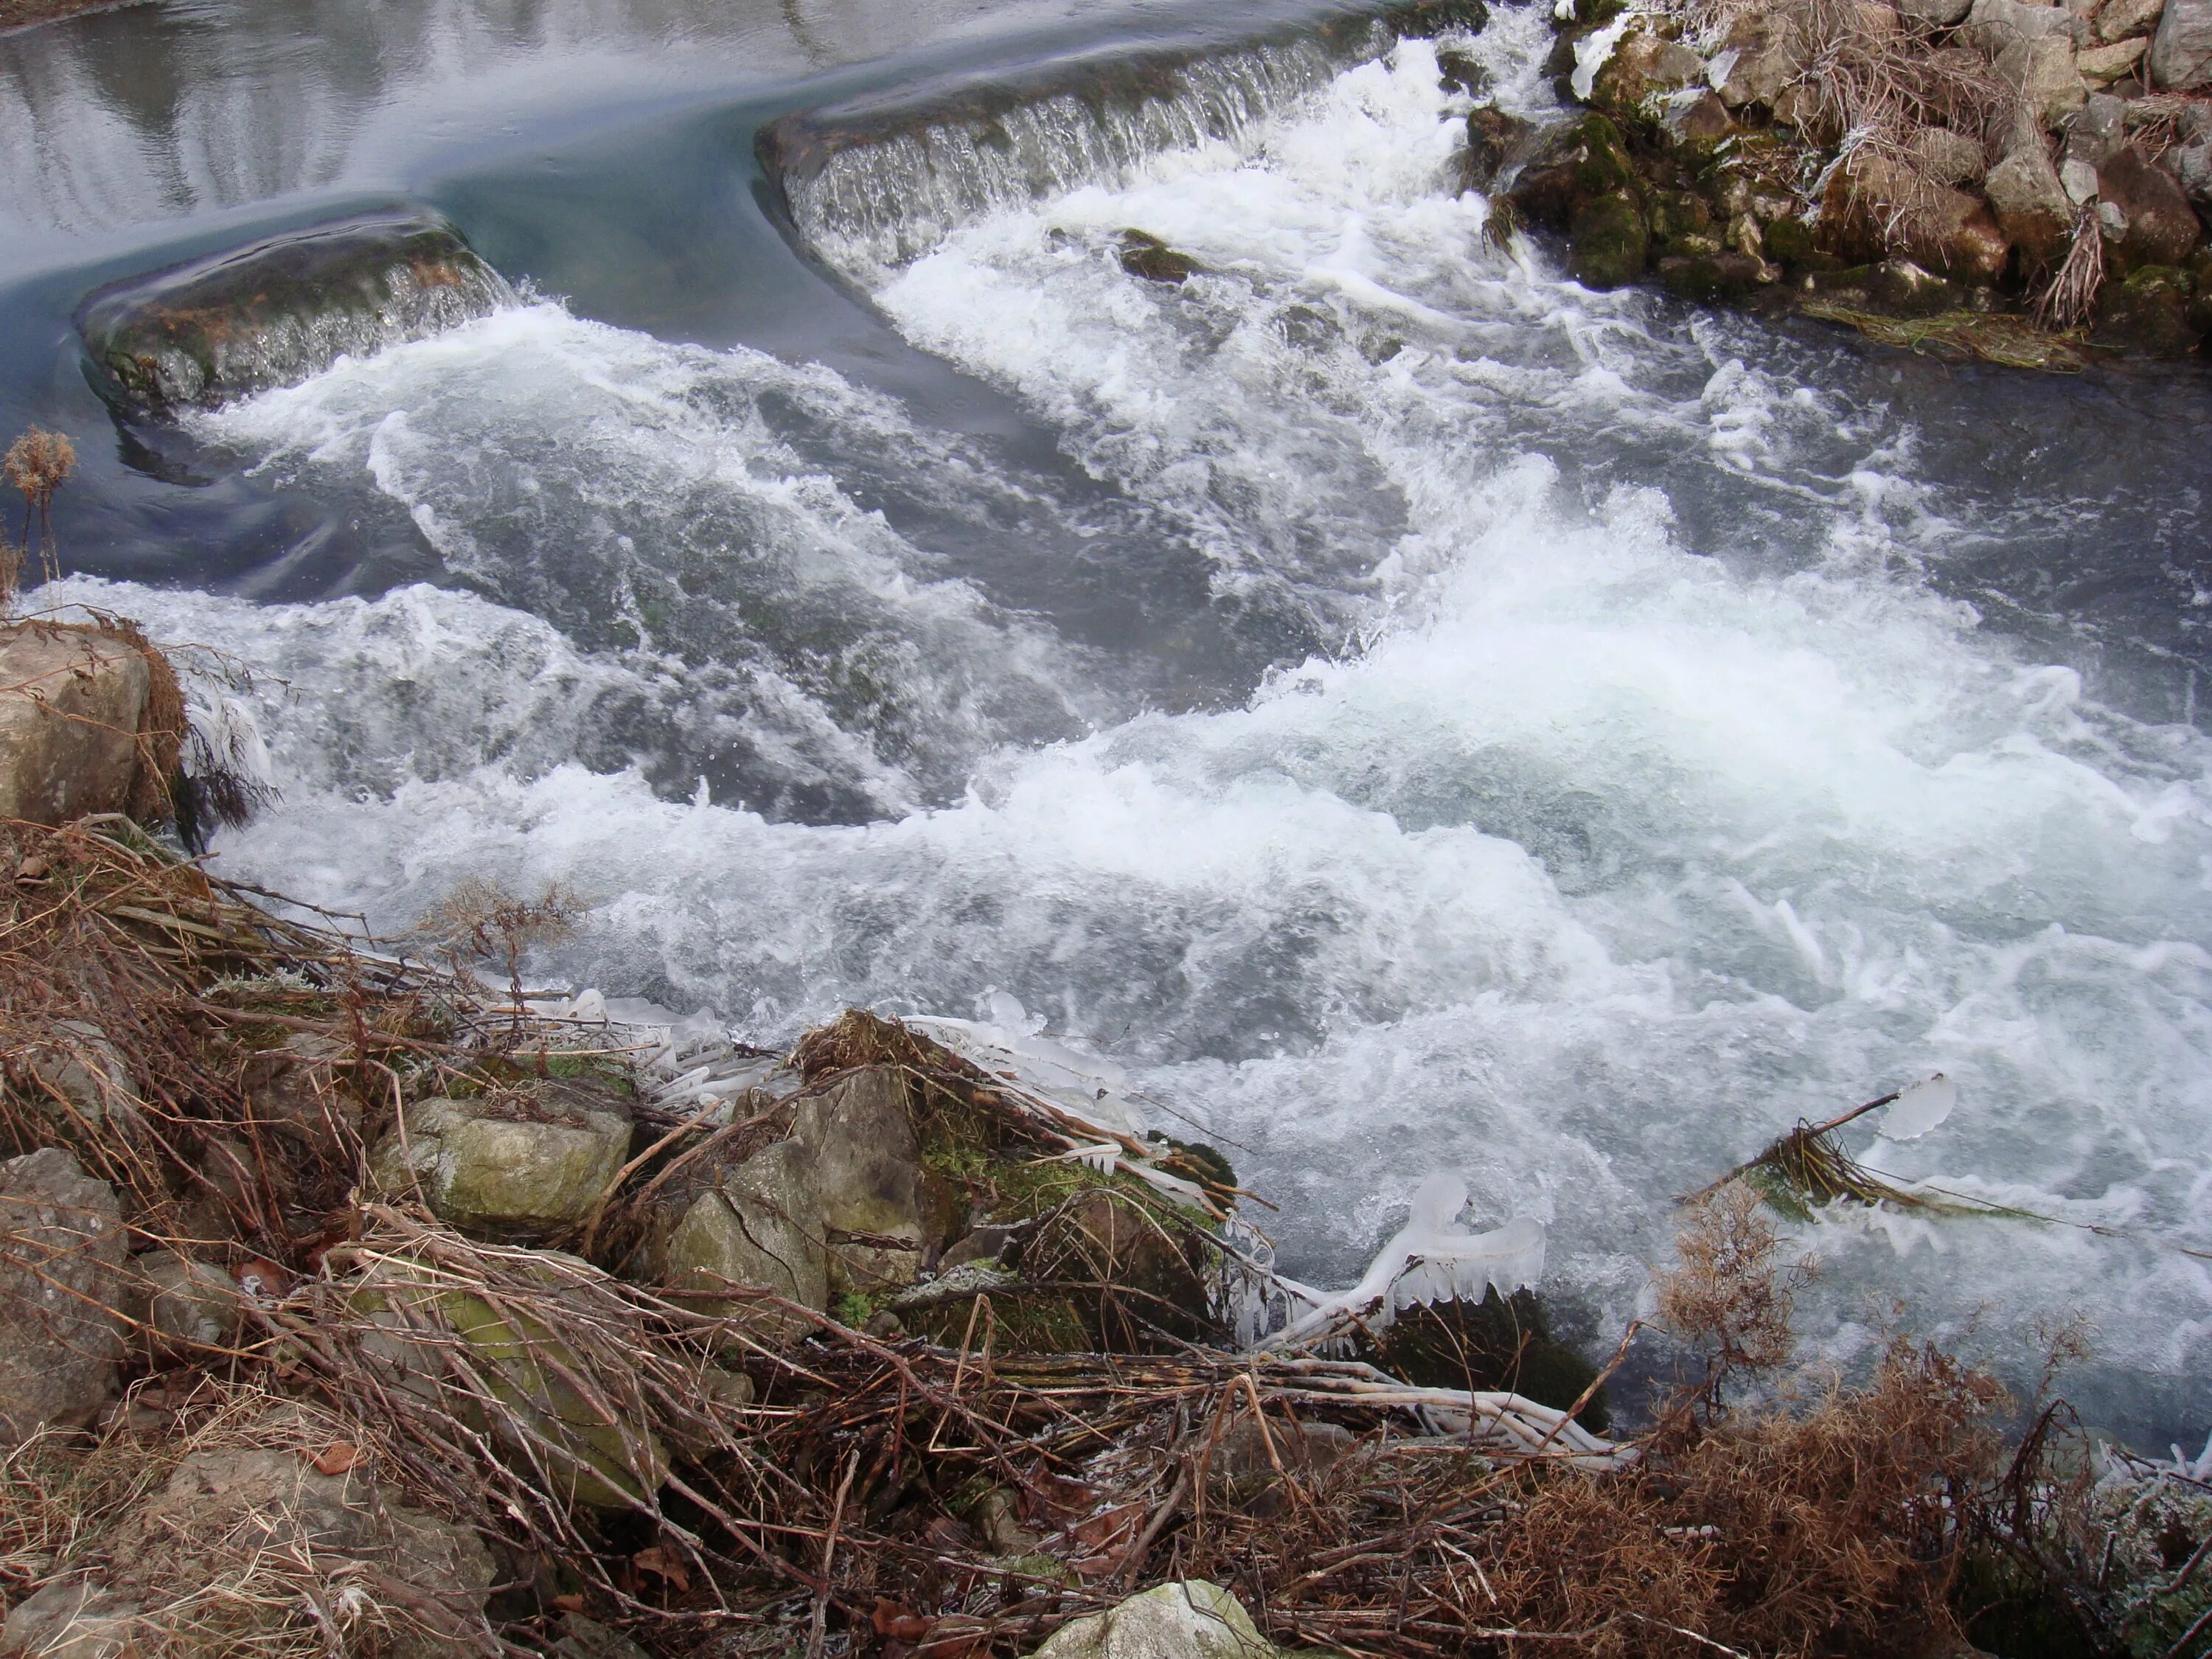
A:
[4, 0, 2211, 1441]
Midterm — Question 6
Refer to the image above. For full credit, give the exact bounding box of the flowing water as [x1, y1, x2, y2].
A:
[4, 0, 2211, 1441]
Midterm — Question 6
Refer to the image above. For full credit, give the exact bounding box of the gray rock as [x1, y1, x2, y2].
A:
[1966, 0, 2090, 51]
[120, 1250, 242, 1365]
[1913, 126, 1989, 185]
[2078, 34, 2151, 76]
[239, 1032, 358, 1155]
[553, 1615, 655, 1659]
[0, 1149, 126, 1446]
[15, 1021, 145, 1138]
[1708, 2, 1814, 106]
[369, 1080, 632, 1237]
[2165, 133, 2212, 211]
[663, 1138, 829, 1337]
[2150, 0, 2212, 84]
[1986, 144, 2079, 257]
[0, 626, 154, 830]
[1032, 1581, 1278, 1659]
[794, 1068, 929, 1296]
[2095, 0, 2164, 37]
[0, 1580, 142, 1659]
[1996, 34, 2089, 125]
[2097, 142, 2205, 262]
[1899, 0, 1974, 27]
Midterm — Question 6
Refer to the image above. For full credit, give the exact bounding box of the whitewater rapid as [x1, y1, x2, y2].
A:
[62, 29, 2212, 1432]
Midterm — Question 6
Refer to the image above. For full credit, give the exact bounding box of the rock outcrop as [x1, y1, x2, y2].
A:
[75, 209, 511, 417]
[0, 1148, 127, 1445]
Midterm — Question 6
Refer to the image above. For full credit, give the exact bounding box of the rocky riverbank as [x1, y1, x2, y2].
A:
[1484, 0, 2212, 364]
[3, 619, 2209, 1658]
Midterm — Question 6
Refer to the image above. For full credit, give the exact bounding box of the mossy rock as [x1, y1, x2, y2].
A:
[1658, 251, 1764, 302]
[2093, 265, 2205, 358]
[1120, 231, 1204, 285]
[1365, 1289, 1610, 1433]
[1759, 215, 1818, 268]
[1509, 114, 1644, 233]
[1569, 191, 1650, 289]
[369, 1082, 632, 1239]
[350, 1253, 668, 1511]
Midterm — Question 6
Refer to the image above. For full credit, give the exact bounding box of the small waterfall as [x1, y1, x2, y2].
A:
[761, 14, 1464, 277]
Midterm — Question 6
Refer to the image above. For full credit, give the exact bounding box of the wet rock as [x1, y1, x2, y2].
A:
[1570, 190, 1651, 287]
[2077, 33, 2151, 77]
[2095, 0, 2165, 41]
[1995, 34, 2089, 125]
[1866, 257, 1970, 313]
[1758, 215, 1823, 269]
[2093, 264, 2204, 352]
[1436, 46, 1490, 96]
[15, 1020, 145, 1139]
[0, 1149, 126, 1445]
[0, 624, 157, 830]
[369, 1079, 633, 1238]
[1119, 231, 1204, 285]
[2098, 143, 2205, 267]
[1033, 1580, 1278, 1659]
[1986, 143, 2078, 262]
[1377, 0, 1492, 37]
[352, 1252, 669, 1509]
[1708, 0, 1815, 106]
[76, 209, 509, 417]
[1658, 250, 1768, 300]
[239, 1031, 359, 1156]
[1822, 153, 2011, 282]
[121, 1249, 242, 1365]
[1462, 105, 1534, 192]
[661, 1138, 830, 1337]
[1649, 188, 1717, 253]
[2150, 0, 2212, 86]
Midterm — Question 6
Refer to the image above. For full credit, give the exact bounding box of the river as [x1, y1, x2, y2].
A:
[4, 0, 2210, 1444]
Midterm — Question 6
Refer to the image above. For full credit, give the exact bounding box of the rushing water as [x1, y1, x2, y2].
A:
[4, 0, 2211, 1441]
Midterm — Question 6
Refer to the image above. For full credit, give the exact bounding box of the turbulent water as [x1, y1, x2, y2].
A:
[27, 9, 2212, 1436]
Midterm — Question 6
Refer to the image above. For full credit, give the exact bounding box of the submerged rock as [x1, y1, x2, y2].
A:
[0, 1149, 127, 1445]
[75, 209, 510, 417]
[1120, 230, 1206, 285]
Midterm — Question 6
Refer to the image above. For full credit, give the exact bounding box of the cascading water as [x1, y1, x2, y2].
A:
[27, 7, 2212, 1440]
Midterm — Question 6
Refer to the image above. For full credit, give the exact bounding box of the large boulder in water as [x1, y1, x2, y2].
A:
[75, 209, 509, 417]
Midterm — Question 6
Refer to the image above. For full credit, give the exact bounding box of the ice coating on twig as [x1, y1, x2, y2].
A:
[1881, 1073, 1956, 1142]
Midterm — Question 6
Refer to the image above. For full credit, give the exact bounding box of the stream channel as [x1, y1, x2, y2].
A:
[4, 0, 2211, 1443]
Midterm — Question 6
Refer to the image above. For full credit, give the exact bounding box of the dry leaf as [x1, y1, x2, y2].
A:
[632, 1544, 691, 1593]
[309, 1441, 365, 1475]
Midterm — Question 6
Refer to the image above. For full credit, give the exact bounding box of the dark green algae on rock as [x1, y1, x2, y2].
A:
[75, 208, 511, 417]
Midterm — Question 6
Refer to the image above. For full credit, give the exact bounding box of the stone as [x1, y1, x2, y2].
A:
[0, 1580, 142, 1659]
[1708, 1, 1815, 106]
[1913, 127, 1989, 187]
[1462, 105, 1534, 191]
[1868, 257, 1967, 313]
[1033, 1581, 1277, 1659]
[1995, 34, 2089, 124]
[1506, 113, 1641, 230]
[369, 1079, 633, 1237]
[2166, 134, 2212, 212]
[1570, 191, 1651, 288]
[2095, 0, 2165, 37]
[1590, 27, 1706, 111]
[662, 1138, 830, 1335]
[1820, 153, 2012, 281]
[1899, 0, 1975, 24]
[15, 1020, 145, 1138]
[2098, 143, 2206, 265]
[0, 625, 156, 830]
[1119, 232, 1203, 285]
[1986, 144, 2079, 260]
[351, 1252, 669, 1509]
[793, 1068, 931, 1297]
[121, 1249, 242, 1365]
[75, 209, 509, 417]
[2150, 0, 2212, 84]
[2093, 264, 2205, 351]
[0, 1149, 126, 1446]
[1435, 46, 1490, 96]
[238, 1031, 358, 1155]
[2079, 34, 2152, 75]
[1658, 88, 1735, 145]
[1966, 0, 2090, 51]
